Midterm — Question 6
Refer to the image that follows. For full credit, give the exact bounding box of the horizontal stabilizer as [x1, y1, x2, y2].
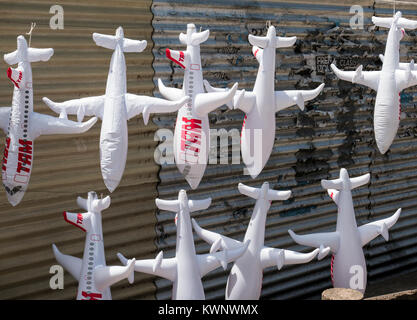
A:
[93, 32, 147, 52]
[248, 34, 269, 49]
[188, 198, 212, 212]
[155, 199, 180, 212]
[350, 173, 370, 190]
[372, 13, 417, 30]
[94, 258, 136, 292]
[276, 36, 297, 48]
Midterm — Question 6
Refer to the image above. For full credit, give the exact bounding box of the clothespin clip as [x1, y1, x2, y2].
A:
[26, 22, 36, 47]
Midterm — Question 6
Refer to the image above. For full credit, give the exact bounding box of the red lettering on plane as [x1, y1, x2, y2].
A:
[81, 291, 102, 300]
[77, 213, 83, 225]
[16, 140, 32, 174]
[2, 138, 11, 171]
[180, 118, 202, 159]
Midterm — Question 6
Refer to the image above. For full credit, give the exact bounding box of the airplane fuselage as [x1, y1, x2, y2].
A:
[374, 23, 402, 154]
[172, 206, 205, 299]
[99, 44, 129, 192]
[72, 212, 111, 300]
[331, 190, 367, 293]
[226, 199, 269, 300]
[2, 60, 35, 206]
[173, 44, 209, 189]
[241, 46, 276, 177]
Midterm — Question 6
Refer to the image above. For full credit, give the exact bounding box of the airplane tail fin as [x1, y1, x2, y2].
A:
[4, 36, 53, 65]
[93, 27, 147, 53]
[179, 24, 210, 46]
[372, 13, 417, 30]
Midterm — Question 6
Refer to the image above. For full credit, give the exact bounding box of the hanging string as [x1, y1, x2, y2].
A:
[26, 22, 36, 47]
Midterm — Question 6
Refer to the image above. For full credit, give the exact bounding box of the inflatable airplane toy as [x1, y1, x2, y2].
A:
[43, 27, 189, 193]
[289, 168, 401, 293]
[204, 25, 324, 178]
[331, 11, 417, 154]
[1, 35, 97, 206]
[117, 190, 249, 300]
[52, 192, 136, 300]
[157, 23, 239, 189]
[192, 182, 320, 300]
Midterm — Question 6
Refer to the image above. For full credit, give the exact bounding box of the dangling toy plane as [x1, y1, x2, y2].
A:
[157, 23, 239, 189]
[43, 27, 189, 193]
[52, 192, 136, 300]
[192, 182, 320, 300]
[331, 11, 417, 154]
[289, 168, 401, 293]
[1, 35, 98, 206]
[117, 190, 249, 300]
[204, 25, 324, 178]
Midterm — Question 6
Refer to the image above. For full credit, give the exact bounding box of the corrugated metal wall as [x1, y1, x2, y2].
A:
[0, 0, 159, 299]
[152, 0, 417, 299]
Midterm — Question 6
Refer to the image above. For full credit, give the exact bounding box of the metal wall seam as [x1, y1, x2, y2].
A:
[0, 0, 158, 299]
[152, 0, 417, 299]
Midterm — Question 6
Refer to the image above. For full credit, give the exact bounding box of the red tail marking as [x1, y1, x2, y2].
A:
[81, 291, 102, 300]
[166, 48, 186, 69]
[63, 211, 86, 232]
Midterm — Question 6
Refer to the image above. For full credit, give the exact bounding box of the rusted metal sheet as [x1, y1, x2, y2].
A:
[152, 0, 417, 299]
[0, 0, 158, 299]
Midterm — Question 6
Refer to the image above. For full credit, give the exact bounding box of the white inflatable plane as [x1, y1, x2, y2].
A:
[43, 27, 188, 193]
[1, 35, 97, 206]
[52, 192, 136, 300]
[205, 25, 324, 178]
[192, 182, 320, 300]
[117, 190, 249, 300]
[289, 168, 401, 293]
[158, 23, 239, 189]
[331, 11, 417, 154]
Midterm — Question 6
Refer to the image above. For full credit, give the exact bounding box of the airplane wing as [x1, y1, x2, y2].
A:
[260, 247, 319, 270]
[379, 54, 416, 71]
[331, 64, 380, 91]
[52, 244, 82, 281]
[192, 218, 243, 250]
[158, 78, 185, 101]
[203, 80, 253, 113]
[358, 208, 401, 246]
[395, 69, 417, 92]
[29, 112, 97, 139]
[288, 229, 339, 257]
[117, 252, 177, 282]
[94, 258, 136, 292]
[125, 94, 188, 124]
[42, 96, 105, 121]
[275, 83, 324, 112]
[197, 240, 249, 277]
[193, 83, 238, 117]
[0, 107, 11, 134]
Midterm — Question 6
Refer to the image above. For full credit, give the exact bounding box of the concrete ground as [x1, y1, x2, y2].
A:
[364, 270, 417, 300]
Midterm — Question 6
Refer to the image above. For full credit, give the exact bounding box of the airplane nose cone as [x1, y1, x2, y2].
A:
[5, 189, 25, 206]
